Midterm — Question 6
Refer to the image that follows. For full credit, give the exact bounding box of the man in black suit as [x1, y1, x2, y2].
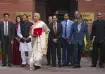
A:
[49, 15, 62, 67]
[0, 13, 15, 67]
[90, 12, 105, 68]
[46, 16, 53, 66]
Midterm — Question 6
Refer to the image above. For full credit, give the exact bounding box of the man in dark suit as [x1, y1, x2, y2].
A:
[46, 16, 53, 66]
[49, 14, 62, 67]
[90, 12, 105, 68]
[0, 13, 15, 67]
[69, 15, 89, 68]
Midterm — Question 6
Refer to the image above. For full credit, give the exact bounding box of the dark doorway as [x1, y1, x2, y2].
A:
[35, 0, 78, 21]
[46, 0, 78, 20]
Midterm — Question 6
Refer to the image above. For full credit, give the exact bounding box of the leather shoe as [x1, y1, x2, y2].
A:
[58, 64, 62, 67]
[21, 64, 26, 67]
[90, 64, 96, 67]
[2, 64, 6, 67]
[8, 64, 12, 67]
[52, 65, 56, 67]
[47, 63, 51, 66]
[99, 64, 104, 68]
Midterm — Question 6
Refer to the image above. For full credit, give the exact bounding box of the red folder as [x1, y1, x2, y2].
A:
[33, 28, 42, 36]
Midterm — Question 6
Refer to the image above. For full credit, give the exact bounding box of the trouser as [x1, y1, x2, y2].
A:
[1, 36, 12, 65]
[62, 38, 73, 64]
[72, 43, 83, 65]
[51, 41, 61, 65]
[46, 40, 52, 64]
[21, 51, 32, 65]
[92, 42, 105, 65]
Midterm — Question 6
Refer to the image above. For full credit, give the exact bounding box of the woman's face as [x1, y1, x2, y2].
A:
[33, 14, 39, 22]
[16, 17, 20, 22]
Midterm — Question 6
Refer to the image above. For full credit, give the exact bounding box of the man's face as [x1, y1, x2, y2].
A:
[22, 15, 27, 22]
[77, 18, 82, 23]
[64, 14, 69, 20]
[97, 12, 103, 20]
[48, 16, 52, 24]
[53, 16, 57, 23]
[4, 15, 9, 21]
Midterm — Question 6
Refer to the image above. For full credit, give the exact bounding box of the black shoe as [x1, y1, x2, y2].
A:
[8, 64, 12, 67]
[21, 64, 26, 67]
[62, 63, 68, 66]
[35, 66, 41, 70]
[73, 65, 77, 68]
[76, 64, 81, 68]
[73, 65, 81, 68]
[58, 64, 62, 67]
[90, 64, 96, 67]
[52, 64, 56, 67]
[47, 63, 51, 66]
[2, 64, 6, 67]
[67, 63, 72, 66]
[99, 63, 104, 68]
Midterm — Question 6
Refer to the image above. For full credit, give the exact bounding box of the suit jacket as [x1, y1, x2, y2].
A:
[90, 20, 105, 43]
[49, 23, 62, 42]
[61, 19, 74, 39]
[70, 22, 89, 45]
[18, 21, 32, 43]
[0, 21, 15, 42]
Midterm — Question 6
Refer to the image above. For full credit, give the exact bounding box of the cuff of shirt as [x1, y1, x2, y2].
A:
[19, 35, 23, 39]
[29, 36, 32, 38]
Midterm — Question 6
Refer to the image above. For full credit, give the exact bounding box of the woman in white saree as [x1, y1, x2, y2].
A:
[29, 13, 50, 70]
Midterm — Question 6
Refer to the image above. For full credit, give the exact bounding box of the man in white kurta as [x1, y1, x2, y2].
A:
[17, 14, 32, 67]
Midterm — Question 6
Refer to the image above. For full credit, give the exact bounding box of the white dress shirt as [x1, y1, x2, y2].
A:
[4, 21, 8, 36]
[78, 22, 82, 32]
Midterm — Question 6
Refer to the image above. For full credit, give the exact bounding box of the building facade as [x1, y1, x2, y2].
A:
[0, 0, 105, 21]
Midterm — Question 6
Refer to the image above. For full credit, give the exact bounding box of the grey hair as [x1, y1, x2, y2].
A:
[34, 13, 40, 19]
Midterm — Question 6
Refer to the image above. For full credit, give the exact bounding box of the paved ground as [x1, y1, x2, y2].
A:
[0, 57, 105, 74]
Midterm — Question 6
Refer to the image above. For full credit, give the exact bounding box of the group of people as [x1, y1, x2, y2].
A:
[0, 12, 49, 70]
[0, 11, 105, 71]
[47, 12, 105, 68]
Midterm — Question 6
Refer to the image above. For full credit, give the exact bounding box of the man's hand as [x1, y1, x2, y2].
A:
[11, 40, 14, 44]
[53, 39, 57, 43]
[15, 37, 20, 42]
[64, 37, 67, 40]
[26, 37, 30, 40]
[22, 37, 26, 40]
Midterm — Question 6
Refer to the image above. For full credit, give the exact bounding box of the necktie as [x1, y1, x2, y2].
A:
[53, 24, 57, 38]
[54, 24, 56, 34]
[65, 21, 67, 37]
[5, 22, 8, 36]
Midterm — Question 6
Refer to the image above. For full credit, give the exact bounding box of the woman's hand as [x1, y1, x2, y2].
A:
[45, 31, 49, 34]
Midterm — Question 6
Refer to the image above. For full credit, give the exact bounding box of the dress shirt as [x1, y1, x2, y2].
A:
[4, 21, 8, 36]
[61, 20, 74, 38]
[77, 22, 82, 32]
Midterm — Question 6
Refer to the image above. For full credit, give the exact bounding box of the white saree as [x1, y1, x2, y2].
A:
[30, 21, 49, 68]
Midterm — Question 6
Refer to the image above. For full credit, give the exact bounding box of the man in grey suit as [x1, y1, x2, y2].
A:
[69, 15, 89, 68]
[0, 13, 15, 67]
